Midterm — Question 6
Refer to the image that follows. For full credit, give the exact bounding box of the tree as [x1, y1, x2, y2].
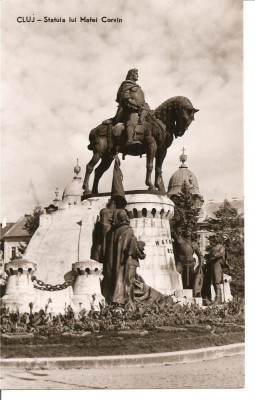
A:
[205, 200, 244, 296]
[24, 206, 43, 236]
[171, 181, 200, 237]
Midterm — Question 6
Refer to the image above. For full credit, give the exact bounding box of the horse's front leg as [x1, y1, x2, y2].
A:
[92, 156, 114, 194]
[155, 148, 167, 192]
[83, 152, 101, 194]
[146, 142, 156, 190]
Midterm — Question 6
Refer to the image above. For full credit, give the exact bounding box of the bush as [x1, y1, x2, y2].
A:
[0, 297, 244, 335]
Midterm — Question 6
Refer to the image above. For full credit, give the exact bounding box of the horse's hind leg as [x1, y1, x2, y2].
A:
[92, 156, 114, 194]
[83, 152, 101, 194]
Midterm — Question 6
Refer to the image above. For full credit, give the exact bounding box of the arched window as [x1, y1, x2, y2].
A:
[142, 208, 147, 217]
[151, 208, 156, 217]
[133, 208, 138, 218]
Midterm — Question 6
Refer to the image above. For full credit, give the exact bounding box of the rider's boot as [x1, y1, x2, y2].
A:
[126, 125, 141, 145]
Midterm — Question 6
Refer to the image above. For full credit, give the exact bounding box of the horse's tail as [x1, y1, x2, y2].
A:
[87, 128, 99, 150]
[87, 124, 109, 151]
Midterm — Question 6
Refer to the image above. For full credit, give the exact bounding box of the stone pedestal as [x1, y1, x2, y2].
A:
[175, 289, 193, 298]
[211, 274, 233, 303]
[24, 198, 105, 285]
[32, 286, 75, 314]
[222, 274, 233, 302]
[125, 193, 183, 295]
[72, 260, 104, 311]
[24, 192, 182, 297]
[175, 289, 203, 306]
[1, 259, 36, 313]
[20, 191, 187, 312]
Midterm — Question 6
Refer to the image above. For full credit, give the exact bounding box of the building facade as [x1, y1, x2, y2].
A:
[0, 216, 31, 264]
[167, 150, 244, 255]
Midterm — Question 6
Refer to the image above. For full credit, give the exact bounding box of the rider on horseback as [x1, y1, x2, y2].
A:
[103, 68, 150, 146]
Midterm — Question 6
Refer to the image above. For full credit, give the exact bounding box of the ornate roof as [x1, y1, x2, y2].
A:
[167, 149, 203, 198]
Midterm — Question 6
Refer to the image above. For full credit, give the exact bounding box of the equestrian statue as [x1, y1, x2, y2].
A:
[83, 68, 199, 195]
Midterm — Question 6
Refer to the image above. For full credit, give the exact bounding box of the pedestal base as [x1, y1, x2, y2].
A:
[32, 286, 76, 314]
[1, 293, 35, 314]
[72, 260, 104, 311]
[24, 192, 183, 298]
[211, 274, 233, 303]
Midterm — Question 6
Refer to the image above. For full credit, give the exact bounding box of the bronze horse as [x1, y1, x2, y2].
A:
[83, 96, 198, 194]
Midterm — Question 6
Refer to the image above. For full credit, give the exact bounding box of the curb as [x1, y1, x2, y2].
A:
[1, 343, 244, 370]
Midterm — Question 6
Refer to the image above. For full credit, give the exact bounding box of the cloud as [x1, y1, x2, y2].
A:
[1, 0, 243, 220]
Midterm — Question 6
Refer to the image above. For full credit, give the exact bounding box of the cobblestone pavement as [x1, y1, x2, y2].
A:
[1, 354, 244, 390]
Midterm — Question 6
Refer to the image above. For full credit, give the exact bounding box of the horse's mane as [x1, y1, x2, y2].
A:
[154, 96, 193, 126]
[154, 96, 194, 135]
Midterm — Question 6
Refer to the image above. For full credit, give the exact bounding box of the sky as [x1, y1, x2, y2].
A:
[1, 0, 243, 221]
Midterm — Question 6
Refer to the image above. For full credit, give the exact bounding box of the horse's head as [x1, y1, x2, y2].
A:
[173, 97, 199, 138]
[154, 96, 199, 138]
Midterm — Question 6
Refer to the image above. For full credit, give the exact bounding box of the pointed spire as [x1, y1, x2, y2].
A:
[74, 159, 81, 179]
[55, 187, 59, 199]
[53, 187, 61, 207]
[179, 147, 188, 169]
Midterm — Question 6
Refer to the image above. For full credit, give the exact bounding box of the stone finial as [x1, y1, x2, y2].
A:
[53, 187, 61, 207]
[74, 159, 81, 178]
[179, 147, 188, 168]
[55, 188, 59, 199]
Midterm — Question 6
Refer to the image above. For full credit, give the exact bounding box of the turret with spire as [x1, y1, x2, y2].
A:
[62, 159, 83, 206]
[179, 147, 188, 168]
[53, 188, 60, 207]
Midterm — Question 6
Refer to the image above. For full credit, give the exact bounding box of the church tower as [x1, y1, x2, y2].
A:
[61, 159, 83, 206]
[167, 148, 204, 210]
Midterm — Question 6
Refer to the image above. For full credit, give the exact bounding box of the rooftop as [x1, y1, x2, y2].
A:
[1, 216, 31, 239]
[0, 223, 15, 240]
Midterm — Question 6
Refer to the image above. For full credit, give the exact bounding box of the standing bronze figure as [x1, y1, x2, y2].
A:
[173, 228, 203, 296]
[204, 234, 229, 304]
[90, 156, 146, 309]
[101, 209, 146, 308]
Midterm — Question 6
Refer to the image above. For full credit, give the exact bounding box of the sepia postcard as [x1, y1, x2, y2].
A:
[1, 0, 248, 394]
